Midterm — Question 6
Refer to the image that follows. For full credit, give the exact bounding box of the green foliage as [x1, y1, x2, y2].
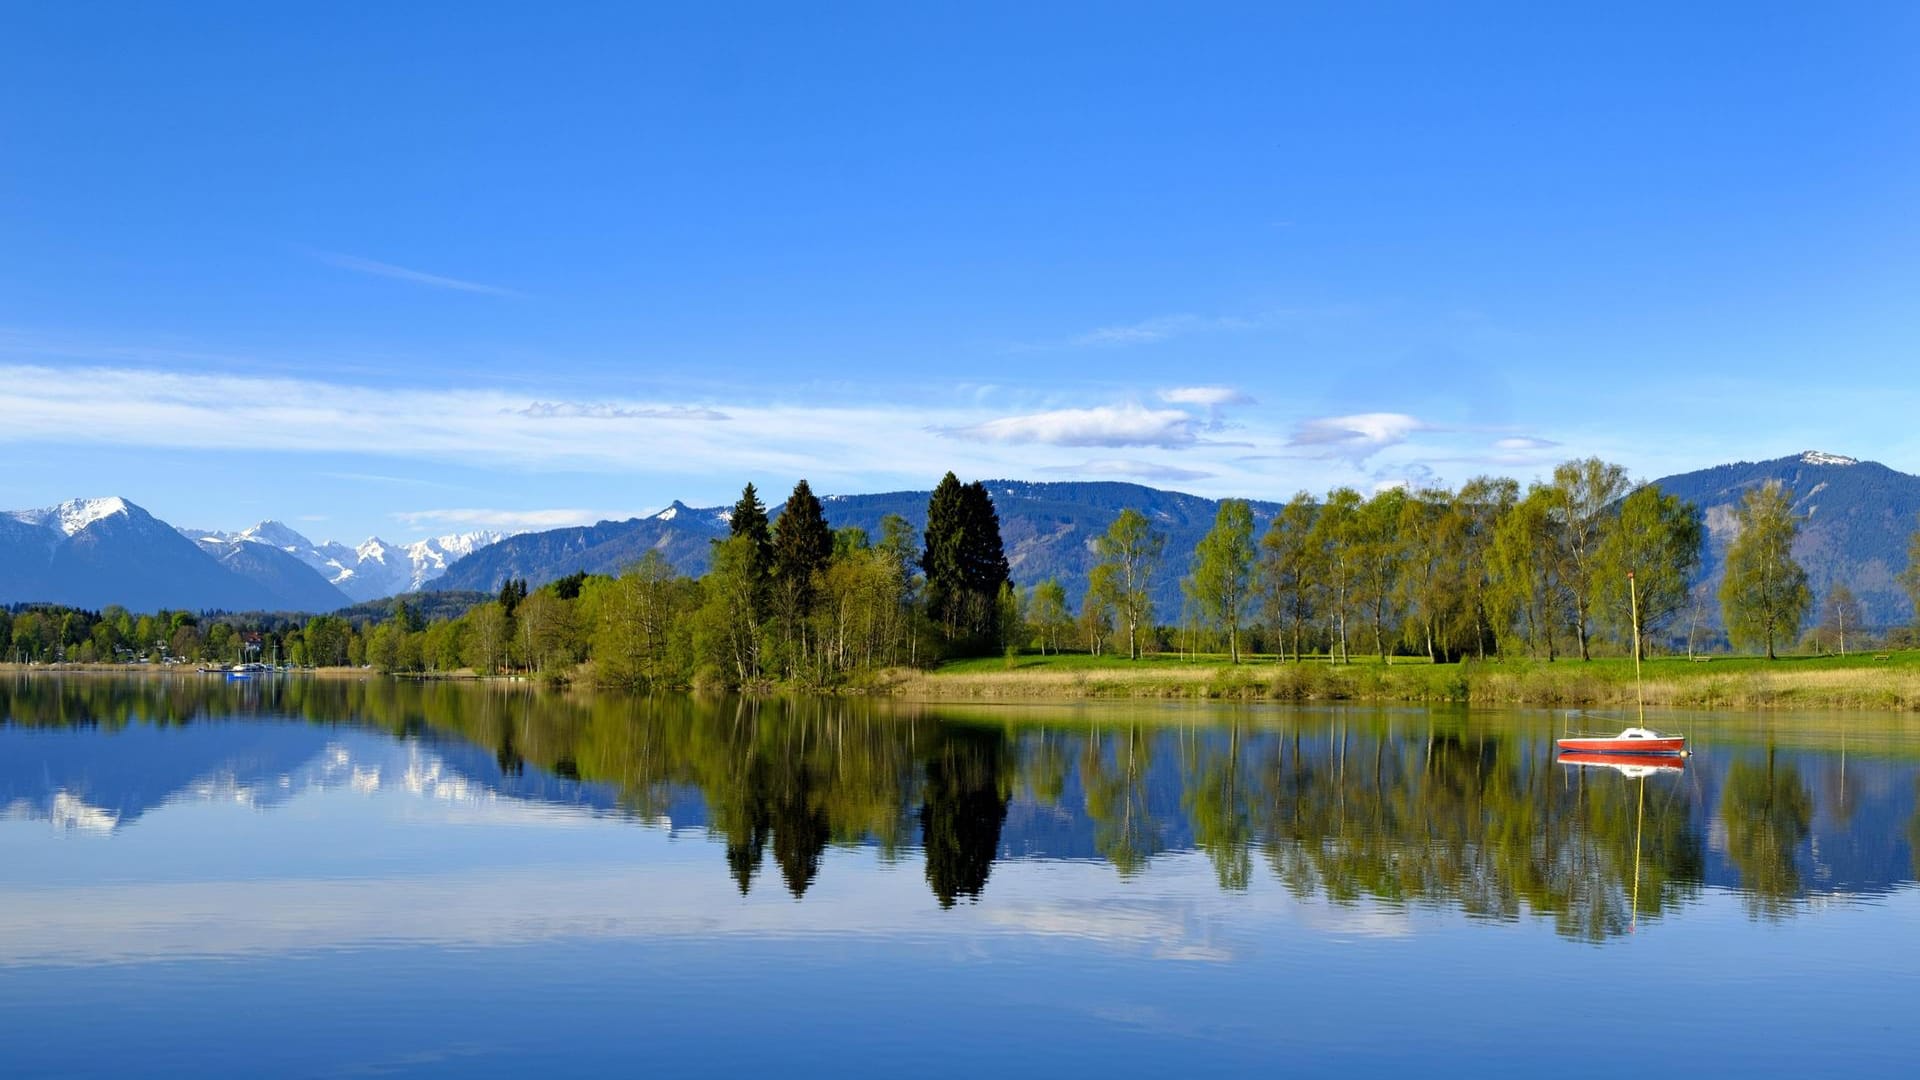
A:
[1550, 457, 1632, 660]
[1026, 578, 1072, 655]
[921, 473, 1010, 654]
[1092, 507, 1165, 660]
[1900, 514, 1920, 630]
[1189, 499, 1256, 663]
[1259, 492, 1318, 662]
[1598, 484, 1703, 655]
[1719, 482, 1812, 660]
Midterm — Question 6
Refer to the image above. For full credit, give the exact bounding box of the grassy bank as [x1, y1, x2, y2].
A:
[891, 650, 1920, 711]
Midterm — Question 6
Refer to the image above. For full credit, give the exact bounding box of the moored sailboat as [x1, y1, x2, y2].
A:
[1556, 572, 1688, 758]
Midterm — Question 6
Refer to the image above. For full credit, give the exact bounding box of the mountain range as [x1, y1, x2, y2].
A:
[181, 521, 503, 603]
[6, 451, 1918, 625]
[433, 482, 1284, 617]
[436, 452, 1920, 627]
[1, 497, 501, 614]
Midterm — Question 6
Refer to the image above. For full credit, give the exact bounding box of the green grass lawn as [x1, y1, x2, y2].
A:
[913, 647, 1920, 709]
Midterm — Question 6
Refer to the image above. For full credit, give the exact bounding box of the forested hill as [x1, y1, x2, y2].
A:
[1651, 451, 1920, 627]
[434, 480, 1285, 615]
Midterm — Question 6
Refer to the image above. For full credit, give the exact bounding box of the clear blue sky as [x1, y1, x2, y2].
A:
[3, 2, 1917, 542]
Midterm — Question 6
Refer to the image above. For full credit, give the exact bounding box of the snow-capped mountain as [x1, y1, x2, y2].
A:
[6, 495, 140, 537]
[1, 496, 320, 612]
[185, 520, 504, 602]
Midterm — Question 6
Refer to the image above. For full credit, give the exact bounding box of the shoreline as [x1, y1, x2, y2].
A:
[10, 653, 1920, 712]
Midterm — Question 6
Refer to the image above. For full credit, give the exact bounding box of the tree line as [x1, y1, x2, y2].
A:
[12, 459, 1920, 677]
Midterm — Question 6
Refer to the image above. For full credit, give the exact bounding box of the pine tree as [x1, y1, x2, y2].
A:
[772, 479, 834, 671]
[920, 474, 1010, 652]
[728, 482, 773, 620]
[922, 472, 968, 642]
[957, 480, 1011, 636]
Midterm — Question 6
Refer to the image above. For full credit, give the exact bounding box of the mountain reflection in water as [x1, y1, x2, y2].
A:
[3, 674, 1916, 943]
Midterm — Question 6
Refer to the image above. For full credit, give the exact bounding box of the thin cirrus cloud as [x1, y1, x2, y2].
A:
[0, 363, 1163, 482]
[1039, 459, 1215, 483]
[1493, 435, 1559, 451]
[1067, 313, 1253, 348]
[1288, 412, 1429, 458]
[512, 401, 731, 421]
[943, 404, 1200, 449]
[1159, 386, 1254, 408]
[309, 250, 520, 297]
[394, 507, 641, 531]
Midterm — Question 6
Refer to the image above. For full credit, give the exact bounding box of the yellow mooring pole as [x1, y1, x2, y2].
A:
[1629, 571, 1644, 726]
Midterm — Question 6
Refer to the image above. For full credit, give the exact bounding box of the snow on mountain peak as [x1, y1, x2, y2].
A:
[1800, 451, 1859, 466]
[237, 520, 315, 551]
[8, 496, 137, 536]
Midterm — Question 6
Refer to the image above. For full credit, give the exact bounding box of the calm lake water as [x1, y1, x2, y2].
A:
[3, 676, 1918, 1077]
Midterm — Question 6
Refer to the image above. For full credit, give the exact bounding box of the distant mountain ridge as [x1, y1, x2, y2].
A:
[1, 497, 506, 614]
[9, 453, 1919, 624]
[435, 481, 1285, 615]
[1649, 450, 1920, 627]
[181, 521, 503, 603]
[1, 497, 323, 613]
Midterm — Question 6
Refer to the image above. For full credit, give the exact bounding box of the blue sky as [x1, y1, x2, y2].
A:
[3, 2, 1917, 543]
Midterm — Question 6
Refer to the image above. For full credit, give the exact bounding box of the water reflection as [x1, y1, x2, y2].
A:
[3, 674, 1916, 941]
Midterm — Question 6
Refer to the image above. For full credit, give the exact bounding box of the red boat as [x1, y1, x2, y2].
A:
[1556, 727, 1687, 756]
[1557, 750, 1686, 774]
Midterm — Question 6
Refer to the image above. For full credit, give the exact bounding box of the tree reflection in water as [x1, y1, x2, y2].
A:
[4, 676, 1900, 938]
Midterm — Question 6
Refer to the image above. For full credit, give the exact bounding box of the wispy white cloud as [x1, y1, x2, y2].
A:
[513, 401, 730, 421]
[1068, 314, 1252, 348]
[946, 404, 1200, 449]
[1288, 412, 1428, 459]
[1038, 459, 1215, 483]
[0, 361, 1596, 510]
[393, 508, 638, 531]
[1494, 435, 1558, 451]
[1159, 386, 1253, 408]
[310, 251, 519, 297]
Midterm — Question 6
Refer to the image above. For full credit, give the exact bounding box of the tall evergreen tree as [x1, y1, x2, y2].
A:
[771, 479, 835, 671]
[728, 482, 774, 621]
[922, 472, 969, 642]
[1719, 481, 1811, 660]
[920, 474, 1010, 651]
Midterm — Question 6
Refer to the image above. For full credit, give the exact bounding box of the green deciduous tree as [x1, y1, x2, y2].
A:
[1189, 499, 1257, 663]
[1259, 492, 1319, 662]
[1353, 487, 1406, 662]
[1899, 514, 1920, 632]
[1026, 578, 1071, 655]
[1310, 488, 1363, 663]
[1719, 482, 1811, 660]
[1093, 508, 1166, 660]
[1491, 485, 1567, 660]
[1598, 484, 1703, 657]
[1549, 457, 1632, 660]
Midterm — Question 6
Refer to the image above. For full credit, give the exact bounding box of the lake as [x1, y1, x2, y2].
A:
[3, 675, 1917, 1077]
